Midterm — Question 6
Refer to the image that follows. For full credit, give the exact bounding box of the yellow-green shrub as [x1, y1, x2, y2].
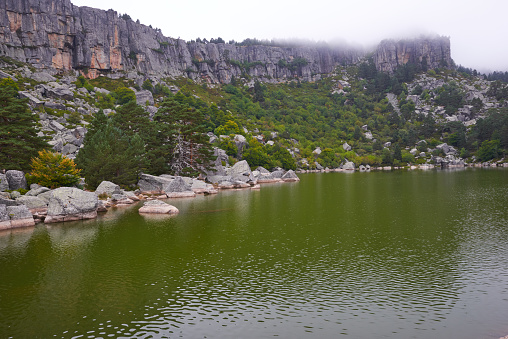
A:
[27, 150, 81, 189]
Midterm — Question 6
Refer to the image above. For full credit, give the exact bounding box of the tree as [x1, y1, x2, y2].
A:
[0, 78, 49, 171]
[155, 98, 215, 176]
[393, 144, 402, 161]
[476, 140, 500, 162]
[27, 150, 81, 188]
[112, 87, 136, 105]
[75, 120, 145, 189]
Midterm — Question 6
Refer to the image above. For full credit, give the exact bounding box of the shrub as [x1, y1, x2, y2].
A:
[27, 150, 81, 188]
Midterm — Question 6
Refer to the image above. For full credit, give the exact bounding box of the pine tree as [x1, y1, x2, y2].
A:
[75, 119, 145, 189]
[155, 97, 215, 176]
[0, 78, 49, 171]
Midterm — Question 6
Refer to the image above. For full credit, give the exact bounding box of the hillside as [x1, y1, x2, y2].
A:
[1, 0, 507, 181]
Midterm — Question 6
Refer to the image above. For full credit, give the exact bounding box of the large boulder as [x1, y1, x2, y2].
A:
[135, 90, 154, 106]
[281, 170, 300, 182]
[343, 143, 352, 151]
[1, 205, 35, 229]
[137, 173, 173, 193]
[0, 173, 9, 191]
[162, 177, 196, 198]
[95, 181, 121, 197]
[45, 187, 98, 224]
[5, 170, 27, 190]
[226, 160, 255, 183]
[138, 200, 179, 214]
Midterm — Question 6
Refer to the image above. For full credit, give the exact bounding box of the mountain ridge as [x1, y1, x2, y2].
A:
[1, 0, 453, 82]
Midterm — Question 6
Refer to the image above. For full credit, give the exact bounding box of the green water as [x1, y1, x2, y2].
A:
[1, 169, 507, 338]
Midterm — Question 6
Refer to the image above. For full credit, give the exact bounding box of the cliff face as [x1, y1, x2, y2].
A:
[374, 36, 453, 73]
[0, 0, 452, 82]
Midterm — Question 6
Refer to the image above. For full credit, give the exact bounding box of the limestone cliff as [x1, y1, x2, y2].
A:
[0, 0, 452, 82]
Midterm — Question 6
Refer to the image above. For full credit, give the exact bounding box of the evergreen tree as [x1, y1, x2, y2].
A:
[155, 97, 215, 176]
[0, 78, 49, 171]
[76, 120, 145, 189]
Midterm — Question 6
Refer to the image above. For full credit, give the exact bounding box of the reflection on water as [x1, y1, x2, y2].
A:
[0, 169, 507, 338]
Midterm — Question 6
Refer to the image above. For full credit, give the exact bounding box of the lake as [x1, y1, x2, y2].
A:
[1, 168, 507, 339]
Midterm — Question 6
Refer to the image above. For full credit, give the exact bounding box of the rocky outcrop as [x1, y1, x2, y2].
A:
[374, 36, 453, 74]
[44, 187, 98, 223]
[0, 0, 450, 82]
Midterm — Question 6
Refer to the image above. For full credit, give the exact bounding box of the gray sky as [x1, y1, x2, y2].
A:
[72, 0, 508, 72]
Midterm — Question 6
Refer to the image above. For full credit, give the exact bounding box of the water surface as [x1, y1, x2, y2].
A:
[0, 169, 507, 338]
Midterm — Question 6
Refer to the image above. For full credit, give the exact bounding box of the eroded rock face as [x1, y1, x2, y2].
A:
[374, 37, 453, 74]
[45, 187, 98, 223]
[0, 0, 449, 82]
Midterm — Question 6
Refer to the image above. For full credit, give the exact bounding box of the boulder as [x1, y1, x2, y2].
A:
[163, 176, 191, 193]
[37, 190, 54, 204]
[95, 181, 121, 197]
[5, 170, 27, 190]
[138, 200, 179, 214]
[26, 186, 51, 196]
[384, 142, 391, 148]
[4, 205, 35, 229]
[0, 173, 9, 191]
[281, 170, 300, 182]
[0, 196, 20, 206]
[42, 84, 74, 100]
[137, 173, 173, 193]
[343, 161, 355, 170]
[135, 90, 154, 106]
[271, 170, 285, 179]
[15, 195, 48, 212]
[45, 187, 98, 224]
[226, 160, 255, 183]
[111, 193, 135, 205]
[343, 143, 351, 151]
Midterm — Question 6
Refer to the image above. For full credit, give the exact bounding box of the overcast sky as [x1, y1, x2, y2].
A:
[72, 0, 508, 72]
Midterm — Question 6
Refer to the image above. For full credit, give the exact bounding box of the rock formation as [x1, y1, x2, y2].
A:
[374, 36, 452, 74]
[0, 0, 452, 83]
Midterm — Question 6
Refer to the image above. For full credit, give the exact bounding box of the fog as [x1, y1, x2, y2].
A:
[72, 0, 508, 72]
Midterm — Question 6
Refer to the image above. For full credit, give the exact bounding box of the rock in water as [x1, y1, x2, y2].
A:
[45, 187, 98, 224]
[5, 170, 27, 190]
[281, 170, 300, 182]
[138, 200, 179, 214]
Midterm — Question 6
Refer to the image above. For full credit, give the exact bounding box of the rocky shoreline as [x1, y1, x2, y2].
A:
[0, 160, 300, 230]
[2, 160, 506, 231]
